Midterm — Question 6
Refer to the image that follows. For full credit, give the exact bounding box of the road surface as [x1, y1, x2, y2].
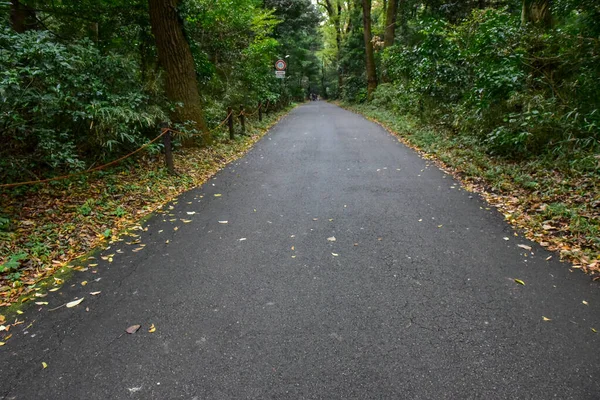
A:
[1, 102, 599, 399]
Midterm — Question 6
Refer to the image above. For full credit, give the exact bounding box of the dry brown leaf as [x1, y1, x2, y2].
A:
[126, 324, 141, 334]
[517, 244, 532, 251]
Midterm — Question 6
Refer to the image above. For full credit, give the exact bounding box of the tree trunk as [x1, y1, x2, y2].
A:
[361, 0, 377, 99]
[148, 0, 209, 145]
[383, 0, 399, 48]
[521, 0, 551, 28]
[11, 0, 37, 33]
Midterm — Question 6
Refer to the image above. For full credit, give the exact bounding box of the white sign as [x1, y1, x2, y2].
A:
[275, 71, 286, 79]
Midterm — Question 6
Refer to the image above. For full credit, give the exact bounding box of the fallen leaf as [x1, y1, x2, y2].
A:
[517, 244, 532, 251]
[89, 264, 98, 267]
[148, 324, 156, 333]
[0, 342, 4, 346]
[545, 256, 552, 261]
[542, 316, 551, 321]
[16, 310, 23, 315]
[327, 236, 336, 242]
[239, 238, 247, 241]
[42, 362, 47, 369]
[218, 221, 228, 224]
[313, 218, 319, 221]
[582, 300, 589, 305]
[66, 298, 84, 308]
[0, 315, 4, 323]
[503, 237, 510, 241]
[186, 212, 196, 215]
[81, 281, 88, 286]
[514, 279, 525, 286]
[214, 194, 222, 197]
[126, 324, 141, 334]
[90, 291, 101, 296]
[181, 219, 192, 223]
[592, 328, 598, 333]
[35, 302, 48, 305]
[332, 253, 339, 257]
[173, 227, 178, 231]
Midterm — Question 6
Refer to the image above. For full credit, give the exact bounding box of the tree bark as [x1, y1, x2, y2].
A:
[148, 0, 209, 145]
[383, 0, 399, 48]
[521, 0, 551, 28]
[10, 0, 37, 33]
[361, 0, 377, 99]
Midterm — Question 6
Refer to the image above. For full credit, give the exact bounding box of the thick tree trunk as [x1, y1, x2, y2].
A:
[148, 0, 209, 145]
[10, 0, 37, 33]
[521, 0, 551, 28]
[361, 0, 377, 99]
[383, 0, 399, 48]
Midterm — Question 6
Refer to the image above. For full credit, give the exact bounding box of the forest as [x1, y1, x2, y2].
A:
[1, 0, 599, 301]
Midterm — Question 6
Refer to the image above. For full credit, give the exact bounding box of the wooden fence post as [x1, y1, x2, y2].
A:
[239, 105, 246, 135]
[258, 101, 263, 122]
[161, 123, 175, 174]
[227, 106, 234, 140]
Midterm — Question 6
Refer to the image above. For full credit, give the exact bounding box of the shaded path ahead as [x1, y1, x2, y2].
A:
[2, 102, 599, 399]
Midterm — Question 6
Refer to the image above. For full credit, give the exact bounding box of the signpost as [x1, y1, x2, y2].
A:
[275, 59, 287, 79]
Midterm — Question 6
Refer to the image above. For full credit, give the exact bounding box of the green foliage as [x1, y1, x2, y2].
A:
[378, 7, 600, 160]
[0, 26, 166, 183]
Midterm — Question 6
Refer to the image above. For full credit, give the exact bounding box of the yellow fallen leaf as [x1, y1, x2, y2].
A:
[81, 281, 88, 286]
[181, 219, 192, 223]
[332, 253, 339, 257]
[90, 291, 101, 296]
[582, 300, 588, 305]
[591, 328, 597, 333]
[148, 324, 156, 333]
[545, 256, 552, 261]
[291, 246, 295, 251]
[173, 227, 179, 231]
[66, 298, 84, 308]
[16, 310, 23, 315]
[89, 263, 98, 267]
[218, 221, 228, 224]
[42, 362, 47, 369]
[35, 302, 48, 305]
[438, 225, 443, 228]
[0, 315, 4, 323]
[514, 279, 525, 286]
[214, 194, 222, 197]
[49, 287, 60, 292]
[0, 342, 4, 346]
[542, 316, 551, 321]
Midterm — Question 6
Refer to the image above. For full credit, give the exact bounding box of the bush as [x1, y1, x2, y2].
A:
[0, 27, 167, 183]
[380, 7, 600, 159]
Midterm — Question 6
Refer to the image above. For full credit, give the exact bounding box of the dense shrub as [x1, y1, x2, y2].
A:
[0, 27, 166, 183]
[379, 7, 600, 159]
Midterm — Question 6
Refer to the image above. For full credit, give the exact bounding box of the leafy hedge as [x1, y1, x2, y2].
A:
[377, 8, 600, 162]
[0, 28, 167, 184]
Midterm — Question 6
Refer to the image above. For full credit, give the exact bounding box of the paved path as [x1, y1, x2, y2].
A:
[2, 102, 600, 399]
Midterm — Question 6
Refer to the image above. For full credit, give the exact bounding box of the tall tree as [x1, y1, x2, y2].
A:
[361, 0, 377, 99]
[148, 0, 208, 144]
[521, 0, 552, 27]
[320, 0, 344, 95]
[383, 0, 399, 48]
[10, 0, 37, 33]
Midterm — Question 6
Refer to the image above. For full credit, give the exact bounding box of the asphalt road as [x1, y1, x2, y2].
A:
[1, 102, 599, 399]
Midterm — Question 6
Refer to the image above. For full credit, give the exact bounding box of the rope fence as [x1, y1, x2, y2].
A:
[1, 101, 274, 189]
